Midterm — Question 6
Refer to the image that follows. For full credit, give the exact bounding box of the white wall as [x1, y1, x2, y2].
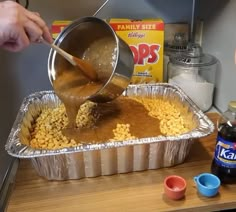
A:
[96, 0, 193, 22]
[198, 0, 235, 112]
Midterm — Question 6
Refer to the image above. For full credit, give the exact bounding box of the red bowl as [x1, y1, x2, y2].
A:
[164, 175, 187, 200]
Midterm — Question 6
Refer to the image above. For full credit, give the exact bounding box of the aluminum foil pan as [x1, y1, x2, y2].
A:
[5, 83, 214, 180]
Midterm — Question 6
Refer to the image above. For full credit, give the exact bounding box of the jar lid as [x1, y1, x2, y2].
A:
[169, 43, 218, 67]
[165, 33, 188, 55]
[228, 101, 236, 112]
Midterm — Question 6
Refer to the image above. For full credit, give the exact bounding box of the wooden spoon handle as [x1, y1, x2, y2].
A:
[41, 39, 76, 66]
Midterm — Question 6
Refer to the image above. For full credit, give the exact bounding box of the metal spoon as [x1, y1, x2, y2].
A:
[42, 39, 98, 81]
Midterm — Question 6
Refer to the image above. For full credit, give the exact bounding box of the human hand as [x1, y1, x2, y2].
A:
[0, 1, 53, 52]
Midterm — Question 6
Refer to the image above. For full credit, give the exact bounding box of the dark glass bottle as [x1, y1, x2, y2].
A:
[211, 101, 236, 184]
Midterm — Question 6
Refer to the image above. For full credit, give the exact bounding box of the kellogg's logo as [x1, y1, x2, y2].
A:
[129, 43, 161, 65]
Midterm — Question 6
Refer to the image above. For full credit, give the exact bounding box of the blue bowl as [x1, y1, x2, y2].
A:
[194, 173, 221, 197]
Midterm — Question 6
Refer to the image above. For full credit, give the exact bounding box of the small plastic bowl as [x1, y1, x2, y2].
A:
[164, 175, 187, 200]
[194, 173, 221, 197]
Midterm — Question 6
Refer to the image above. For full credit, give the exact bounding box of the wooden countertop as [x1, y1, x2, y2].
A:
[6, 113, 236, 212]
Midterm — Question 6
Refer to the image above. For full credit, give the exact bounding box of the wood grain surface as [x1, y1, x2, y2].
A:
[6, 113, 236, 212]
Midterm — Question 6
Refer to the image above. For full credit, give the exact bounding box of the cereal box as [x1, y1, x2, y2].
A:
[51, 20, 72, 39]
[109, 18, 164, 84]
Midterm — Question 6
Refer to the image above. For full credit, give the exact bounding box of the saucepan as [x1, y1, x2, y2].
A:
[48, 16, 134, 103]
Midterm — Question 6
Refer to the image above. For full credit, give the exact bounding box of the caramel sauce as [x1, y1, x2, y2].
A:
[73, 57, 98, 81]
[83, 37, 117, 82]
[53, 37, 116, 128]
[63, 97, 161, 143]
[53, 69, 103, 128]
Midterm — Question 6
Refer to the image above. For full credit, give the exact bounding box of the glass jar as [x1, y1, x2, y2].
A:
[163, 33, 188, 82]
[167, 43, 218, 111]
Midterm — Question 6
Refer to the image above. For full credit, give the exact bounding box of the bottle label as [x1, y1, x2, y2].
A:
[214, 135, 236, 168]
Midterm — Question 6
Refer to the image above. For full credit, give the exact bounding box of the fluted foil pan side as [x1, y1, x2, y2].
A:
[5, 83, 214, 180]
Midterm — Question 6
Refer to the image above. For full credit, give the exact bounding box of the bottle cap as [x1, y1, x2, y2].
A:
[228, 101, 236, 112]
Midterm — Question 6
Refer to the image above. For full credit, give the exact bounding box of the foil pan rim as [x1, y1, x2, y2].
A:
[5, 83, 215, 158]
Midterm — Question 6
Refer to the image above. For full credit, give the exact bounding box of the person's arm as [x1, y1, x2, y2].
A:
[0, 0, 53, 52]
